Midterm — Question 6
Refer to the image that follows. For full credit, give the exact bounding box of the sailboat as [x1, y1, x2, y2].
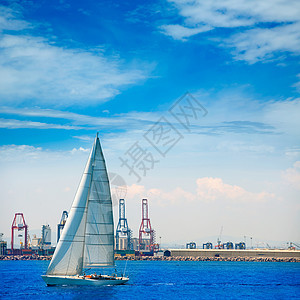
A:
[42, 134, 129, 286]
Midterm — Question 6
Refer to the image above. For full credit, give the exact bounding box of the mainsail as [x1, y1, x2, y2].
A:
[46, 135, 114, 276]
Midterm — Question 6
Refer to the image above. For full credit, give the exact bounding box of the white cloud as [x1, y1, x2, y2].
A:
[0, 6, 29, 32]
[0, 144, 43, 162]
[160, 24, 212, 41]
[0, 106, 109, 124]
[196, 177, 275, 202]
[127, 184, 146, 198]
[216, 141, 274, 154]
[0, 6, 150, 106]
[73, 135, 94, 142]
[227, 23, 300, 63]
[126, 184, 195, 206]
[282, 161, 300, 190]
[292, 74, 300, 92]
[170, 0, 300, 27]
[0, 106, 162, 130]
[0, 118, 84, 130]
[262, 98, 300, 136]
[162, 0, 300, 63]
[70, 147, 90, 154]
[285, 149, 300, 159]
[1, 93, 298, 161]
[125, 177, 274, 206]
[0, 144, 91, 163]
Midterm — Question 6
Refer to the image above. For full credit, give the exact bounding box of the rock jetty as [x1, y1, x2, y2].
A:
[115, 255, 300, 263]
[1, 255, 299, 262]
[0, 255, 51, 261]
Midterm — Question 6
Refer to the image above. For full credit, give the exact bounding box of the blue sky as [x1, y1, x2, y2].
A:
[0, 0, 299, 247]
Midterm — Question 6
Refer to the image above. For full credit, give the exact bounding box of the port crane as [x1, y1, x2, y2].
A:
[116, 199, 132, 250]
[139, 199, 158, 252]
[11, 213, 28, 252]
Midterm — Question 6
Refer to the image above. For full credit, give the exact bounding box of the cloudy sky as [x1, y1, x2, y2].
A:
[0, 0, 299, 248]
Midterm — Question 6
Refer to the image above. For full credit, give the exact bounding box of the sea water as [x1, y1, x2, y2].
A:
[0, 260, 299, 299]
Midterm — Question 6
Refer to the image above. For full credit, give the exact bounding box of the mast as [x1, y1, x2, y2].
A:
[80, 139, 95, 272]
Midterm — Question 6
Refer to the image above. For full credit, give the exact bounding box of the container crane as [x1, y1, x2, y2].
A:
[116, 199, 132, 250]
[11, 213, 28, 252]
[139, 199, 156, 252]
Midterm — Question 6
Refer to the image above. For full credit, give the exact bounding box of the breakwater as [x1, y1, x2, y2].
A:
[2, 248, 300, 263]
[0, 255, 51, 261]
[1, 254, 299, 262]
[1, 255, 299, 262]
[115, 256, 300, 262]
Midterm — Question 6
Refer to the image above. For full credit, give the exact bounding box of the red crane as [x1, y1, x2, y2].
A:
[11, 213, 28, 252]
[139, 199, 155, 251]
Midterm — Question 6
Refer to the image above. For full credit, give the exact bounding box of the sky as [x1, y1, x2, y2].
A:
[0, 0, 299, 248]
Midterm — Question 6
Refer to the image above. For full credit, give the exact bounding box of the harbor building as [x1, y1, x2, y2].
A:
[0, 233, 7, 255]
[41, 225, 51, 249]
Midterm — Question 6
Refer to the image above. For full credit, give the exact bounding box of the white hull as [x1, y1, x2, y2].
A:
[42, 275, 129, 286]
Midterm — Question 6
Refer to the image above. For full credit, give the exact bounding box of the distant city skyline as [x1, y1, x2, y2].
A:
[0, 0, 299, 248]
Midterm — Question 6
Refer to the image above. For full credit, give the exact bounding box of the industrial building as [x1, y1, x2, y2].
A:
[41, 225, 51, 249]
[31, 235, 42, 249]
[165, 249, 300, 259]
[131, 238, 139, 251]
[0, 233, 7, 256]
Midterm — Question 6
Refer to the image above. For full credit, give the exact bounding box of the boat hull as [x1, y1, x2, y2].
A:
[42, 275, 129, 286]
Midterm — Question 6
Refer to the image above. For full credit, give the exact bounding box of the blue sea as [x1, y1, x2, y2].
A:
[0, 260, 299, 299]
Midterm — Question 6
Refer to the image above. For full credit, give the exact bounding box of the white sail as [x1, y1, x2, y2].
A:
[46, 135, 114, 276]
[83, 137, 114, 267]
